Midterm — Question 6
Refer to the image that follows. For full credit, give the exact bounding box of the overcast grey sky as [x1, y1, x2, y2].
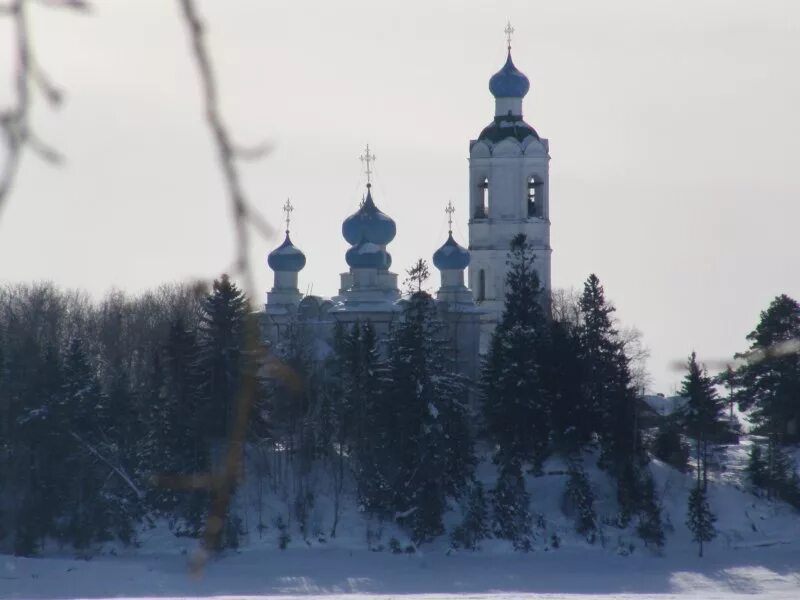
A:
[1, 0, 799, 393]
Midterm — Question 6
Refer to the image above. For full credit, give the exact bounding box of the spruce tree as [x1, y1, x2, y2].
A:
[55, 337, 125, 548]
[746, 443, 768, 490]
[636, 474, 665, 550]
[403, 258, 431, 295]
[686, 485, 716, 557]
[491, 459, 532, 551]
[451, 481, 491, 550]
[678, 352, 725, 489]
[196, 274, 249, 444]
[194, 275, 250, 549]
[563, 460, 597, 539]
[544, 320, 592, 455]
[148, 317, 208, 535]
[579, 274, 641, 470]
[369, 292, 475, 543]
[12, 342, 64, 555]
[482, 233, 550, 471]
[344, 322, 382, 465]
[652, 418, 691, 472]
[578, 274, 659, 540]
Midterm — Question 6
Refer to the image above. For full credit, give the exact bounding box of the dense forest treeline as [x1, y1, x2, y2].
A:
[0, 235, 798, 557]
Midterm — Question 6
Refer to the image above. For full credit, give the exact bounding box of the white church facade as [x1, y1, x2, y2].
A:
[263, 30, 551, 379]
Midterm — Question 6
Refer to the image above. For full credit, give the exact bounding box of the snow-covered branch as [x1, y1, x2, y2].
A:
[70, 431, 145, 500]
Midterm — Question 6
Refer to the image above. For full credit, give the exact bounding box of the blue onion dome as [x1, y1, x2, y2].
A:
[489, 51, 530, 98]
[267, 232, 306, 272]
[342, 185, 397, 246]
[346, 238, 392, 270]
[433, 232, 470, 270]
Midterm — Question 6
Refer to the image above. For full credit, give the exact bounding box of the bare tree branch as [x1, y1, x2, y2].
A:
[176, 0, 276, 571]
[0, 0, 32, 218]
[177, 0, 274, 295]
[0, 0, 84, 221]
[33, 0, 91, 11]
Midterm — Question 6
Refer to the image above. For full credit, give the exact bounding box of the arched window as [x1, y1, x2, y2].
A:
[477, 269, 486, 302]
[527, 176, 541, 217]
[475, 177, 489, 219]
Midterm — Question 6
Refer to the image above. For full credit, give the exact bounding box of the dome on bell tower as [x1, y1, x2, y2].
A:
[489, 51, 530, 99]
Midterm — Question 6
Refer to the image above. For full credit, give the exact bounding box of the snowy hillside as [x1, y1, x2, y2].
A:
[3, 438, 800, 599]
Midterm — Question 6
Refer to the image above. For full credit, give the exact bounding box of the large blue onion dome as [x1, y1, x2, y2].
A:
[267, 232, 306, 272]
[342, 186, 397, 246]
[489, 52, 530, 98]
[433, 232, 470, 270]
[346, 238, 392, 270]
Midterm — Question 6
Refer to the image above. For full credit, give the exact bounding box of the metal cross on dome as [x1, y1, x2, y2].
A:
[359, 143, 376, 186]
[505, 20, 514, 51]
[445, 200, 455, 234]
[282, 198, 294, 233]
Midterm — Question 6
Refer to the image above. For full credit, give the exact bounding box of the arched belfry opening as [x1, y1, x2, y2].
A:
[475, 177, 489, 219]
[527, 175, 542, 218]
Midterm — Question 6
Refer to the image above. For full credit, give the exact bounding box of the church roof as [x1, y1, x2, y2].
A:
[489, 51, 530, 98]
[267, 232, 306, 272]
[476, 115, 540, 144]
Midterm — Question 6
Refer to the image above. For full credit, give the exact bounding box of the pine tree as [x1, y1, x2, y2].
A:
[687, 484, 716, 557]
[482, 234, 550, 471]
[451, 481, 491, 550]
[678, 352, 725, 489]
[491, 459, 532, 551]
[735, 295, 800, 443]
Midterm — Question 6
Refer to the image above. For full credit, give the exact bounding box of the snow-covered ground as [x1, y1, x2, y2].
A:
[3, 544, 800, 599]
[3, 440, 800, 599]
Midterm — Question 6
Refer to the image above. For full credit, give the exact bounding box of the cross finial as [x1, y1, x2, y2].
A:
[359, 143, 376, 187]
[282, 198, 294, 233]
[505, 19, 514, 52]
[445, 200, 455, 234]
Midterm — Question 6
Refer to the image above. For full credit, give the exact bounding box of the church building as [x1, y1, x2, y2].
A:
[263, 26, 551, 379]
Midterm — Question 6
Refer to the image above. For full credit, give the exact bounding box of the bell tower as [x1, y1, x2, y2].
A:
[468, 23, 551, 349]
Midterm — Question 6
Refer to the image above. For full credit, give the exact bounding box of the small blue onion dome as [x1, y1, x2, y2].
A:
[267, 232, 306, 272]
[433, 232, 470, 270]
[489, 52, 530, 98]
[342, 186, 397, 246]
[346, 238, 392, 270]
